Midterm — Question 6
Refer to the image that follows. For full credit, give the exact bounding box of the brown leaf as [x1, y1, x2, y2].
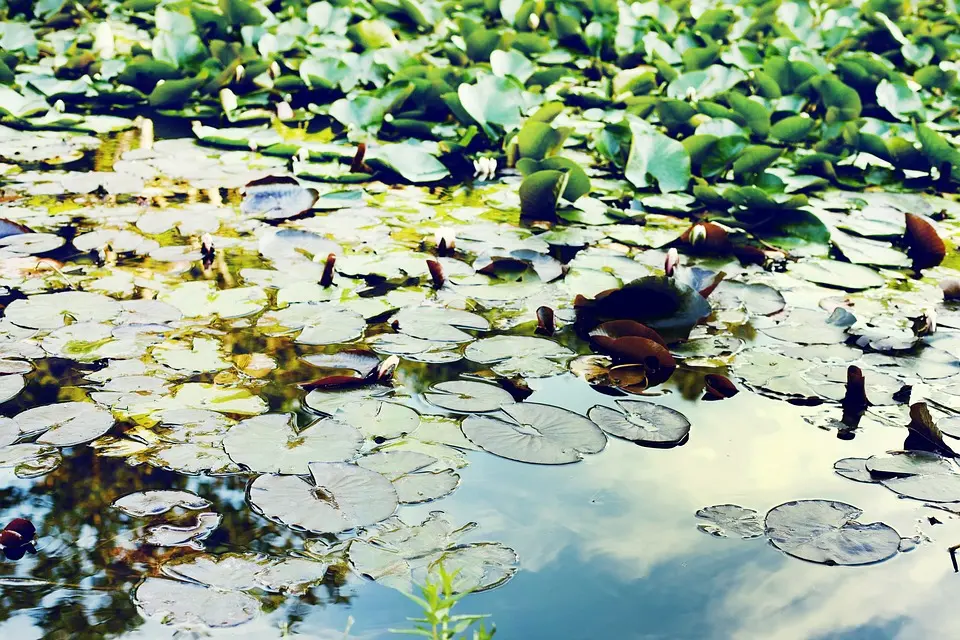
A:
[703, 374, 738, 400]
[905, 402, 956, 457]
[426, 259, 445, 289]
[535, 306, 555, 336]
[320, 253, 336, 287]
[681, 222, 729, 252]
[905, 213, 946, 269]
[589, 320, 666, 347]
[599, 336, 676, 385]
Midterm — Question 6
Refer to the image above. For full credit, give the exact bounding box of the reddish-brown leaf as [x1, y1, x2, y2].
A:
[589, 320, 666, 347]
[601, 336, 676, 385]
[905, 213, 946, 269]
[703, 374, 738, 400]
[535, 306, 555, 336]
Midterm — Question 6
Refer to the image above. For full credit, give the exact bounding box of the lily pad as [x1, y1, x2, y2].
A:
[696, 504, 764, 538]
[134, 578, 259, 628]
[588, 400, 690, 447]
[424, 380, 515, 413]
[461, 403, 606, 464]
[15, 402, 115, 447]
[224, 413, 363, 474]
[358, 451, 460, 504]
[240, 176, 319, 220]
[247, 462, 398, 533]
[464, 336, 574, 378]
[113, 490, 211, 517]
[764, 500, 901, 566]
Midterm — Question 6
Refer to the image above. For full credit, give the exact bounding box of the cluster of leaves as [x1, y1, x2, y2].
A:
[394, 564, 496, 640]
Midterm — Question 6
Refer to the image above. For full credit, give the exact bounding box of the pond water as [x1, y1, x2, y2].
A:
[0, 124, 958, 640]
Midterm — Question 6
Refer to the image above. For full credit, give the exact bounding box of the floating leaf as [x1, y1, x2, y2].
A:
[240, 176, 319, 220]
[464, 336, 574, 378]
[224, 414, 362, 474]
[134, 578, 259, 628]
[248, 462, 398, 533]
[16, 402, 114, 447]
[588, 400, 690, 447]
[424, 380, 515, 413]
[461, 403, 606, 464]
[696, 504, 764, 538]
[764, 500, 900, 566]
[113, 490, 211, 517]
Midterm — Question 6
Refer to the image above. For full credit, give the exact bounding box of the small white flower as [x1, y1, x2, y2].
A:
[53, 99, 65, 112]
[296, 147, 310, 162]
[276, 101, 294, 121]
[235, 64, 246, 83]
[473, 156, 497, 181]
[528, 13, 540, 30]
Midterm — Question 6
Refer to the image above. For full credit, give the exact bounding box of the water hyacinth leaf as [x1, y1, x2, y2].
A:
[764, 500, 901, 566]
[248, 462, 398, 534]
[224, 414, 363, 474]
[461, 403, 606, 465]
[240, 176, 319, 220]
[134, 578, 259, 628]
[424, 380, 515, 413]
[15, 402, 114, 447]
[113, 490, 211, 517]
[696, 504, 764, 538]
[588, 400, 690, 447]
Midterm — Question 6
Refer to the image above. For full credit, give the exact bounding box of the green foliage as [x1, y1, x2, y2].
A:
[393, 565, 496, 640]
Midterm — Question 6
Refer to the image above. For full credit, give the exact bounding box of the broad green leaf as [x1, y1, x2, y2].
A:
[875, 79, 924, 122]
[769, 115, 815, 142]
[457, 75, 531, 137]
[148, 76, 205, 109]
[519, 170, 569, 219]
[626, 122, 691, 193]
[732, 145, 782, 179]
[367, 143, 449, 183]
[516, 121, 567, 161]
[219, 0, 264, 26]
[818, 75, 861, 123]
[727, 93, 770, 137]
[667, 65, 747, 100]
[490, 50, 535, 84]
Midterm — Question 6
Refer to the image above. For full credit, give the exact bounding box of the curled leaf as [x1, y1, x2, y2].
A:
[703, 374, 738, 400]
[904, 213, 945, 269]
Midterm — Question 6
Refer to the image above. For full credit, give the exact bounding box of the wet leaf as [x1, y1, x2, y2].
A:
[461, 403, 606, 464]
[113, 490, 211, 517]
[588, 400, 690, 447]
[224, 413, 363, 474]
[248, 462, 398, 533]
[764, 500, 901, 566]
[696, 504, 763, 538]
[424, 380, 515, 413]
[15, 402, 114, 447]
[134, 578, 259, 628]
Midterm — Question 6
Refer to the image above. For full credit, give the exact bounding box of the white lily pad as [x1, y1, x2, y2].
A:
[224, 413, 363, 474]
[4, 291, 120, 329]
[764, 500, 901, 566]
[134, 578, 259, 628]
[248, 461, 398, 533]
[141, 512, 222, 550]
[113, 490, 211, 517]
[424, 380, 515, 413]
[258, 303, 366, 345]
[358, 451, 460, 504]
[16, 402, 114, 446]
[461, 403, 606, 464]
[696, 504, 764, 538]
[464, 336, 575, 378]
[587, 400, 691, 447]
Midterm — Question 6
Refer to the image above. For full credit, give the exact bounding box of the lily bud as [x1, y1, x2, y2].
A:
[276, 101, 294, 121]
[219, 88, 238, 113]
[95, 22, 115, 59]
[689, 224, 707, 247]
[235, 64, 245, 83]
[139, 117, 154, 151]
[528, 13, 540, 30]
[664, 247, 679, 277]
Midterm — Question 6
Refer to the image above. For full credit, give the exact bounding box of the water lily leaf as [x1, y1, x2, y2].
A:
[696, 504, 764, 538]
[876, 79, 923, 122]
[491, 49, 535, 84]
[626, 122, 691, 193]
[457, 74, 530, 137]
[769, 115, 815, 142]
[461, 403, 606, 464]
[160, 282, 267, 318]
[588, 400, 690, 447]
[134, 578, 259, 628]
[142, 512, 222, 550]
[16, 402, 115, 447]
[219, 0, 264, 26]
[4, 292, 120, 329]
[0, 375, 25, 405]
[667, 65, 747, 99]
[790, 258, 885, 290]
[464, 336, 574, 378]
[247, 462, 398, 533]
[358, 451, 460, 504]
[865, 451, 960, 503]
[113, 490, 211, 517]
[348, 513, 517, 593]
[516, 120, 567, 161]
[575, 276, 712, 343]
[258, 303, 366, 345]
[348, 19, 399, 49]
[240, 176, 319, 220]
[424, 380, 515, 413]
[764, 500, 901, 566]
[519, 170, 569, 219]
[149, 76, 206, 109]
[224, 413, 363, 474]
[153, 338, 230, 374]
[367, 143, 449, 183]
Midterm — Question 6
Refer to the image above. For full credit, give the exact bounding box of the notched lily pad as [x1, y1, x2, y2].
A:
[696, 504, 764, 538]
[764, 499, 901, 566]
[241, 176, 319, 220]
[461, 403, 606, 464]
[588, 400, 690, 448]
[113, 490, 211, 517]
[224, 413, 363, 474]
[424, 380, 516, 413]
